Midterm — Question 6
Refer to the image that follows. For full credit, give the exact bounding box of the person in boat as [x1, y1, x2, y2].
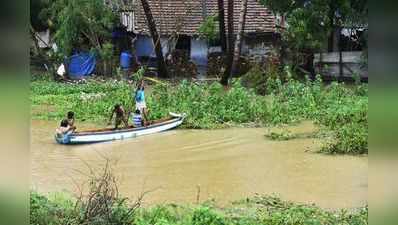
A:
[132, 109, 144, 127]
[134, 80, 149, 123]
[108, 104, 129, 129]
[67, 111, 75, 127]
[55, 119, 76, 137]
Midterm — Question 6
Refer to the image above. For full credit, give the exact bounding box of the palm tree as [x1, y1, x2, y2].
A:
[230, 0, 248, 76]
[220, 0, 234, 86]
[217, 0, 227, 53]
[140, 0, 168, 78]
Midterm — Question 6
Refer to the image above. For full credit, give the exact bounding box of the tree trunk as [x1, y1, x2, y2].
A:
[140, 0, 169, 78]
[220, 0, 234, 86]
[30, 27, 40, 57]
[230, 0, 248, 77]
[327, 3, 336, 52]
[217, 0, 227, 53]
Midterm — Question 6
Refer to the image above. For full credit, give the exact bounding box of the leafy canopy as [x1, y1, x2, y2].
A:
[198, 15, 219, 42]
[261, 0, 367, 51]
[47, 0, 118, 56]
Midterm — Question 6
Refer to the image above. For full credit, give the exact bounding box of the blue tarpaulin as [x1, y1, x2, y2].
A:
[67, 53, 96, 79]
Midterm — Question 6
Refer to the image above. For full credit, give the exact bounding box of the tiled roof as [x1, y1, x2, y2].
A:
[134, 0, 276, 36]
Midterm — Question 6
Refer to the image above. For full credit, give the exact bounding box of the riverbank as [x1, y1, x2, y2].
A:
[31, 190, 367, 225]
[31, 153, 367, 224]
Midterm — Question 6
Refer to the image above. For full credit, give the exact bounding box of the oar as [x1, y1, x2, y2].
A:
[143, 76, 167, 85]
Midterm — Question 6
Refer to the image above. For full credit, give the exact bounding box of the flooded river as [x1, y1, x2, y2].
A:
[31, 120, 367, 209]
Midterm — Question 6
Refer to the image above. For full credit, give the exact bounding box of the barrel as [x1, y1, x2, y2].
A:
[120, 51, 133, 69]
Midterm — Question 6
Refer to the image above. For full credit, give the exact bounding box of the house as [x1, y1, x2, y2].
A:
[118, 0, 279, 77]
[314, 26, 368, 81]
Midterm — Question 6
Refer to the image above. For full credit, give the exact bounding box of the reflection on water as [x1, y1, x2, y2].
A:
[31, 120, 367, 209]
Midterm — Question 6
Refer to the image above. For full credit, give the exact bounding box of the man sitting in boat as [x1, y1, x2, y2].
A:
[67, 111, 75, 127]
[55, 119, 76, 138]
[108, 104, 129, 129]
[132, 109, 143, 127]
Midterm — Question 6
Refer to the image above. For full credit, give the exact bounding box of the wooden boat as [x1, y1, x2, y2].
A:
[55, 112, 186, 144]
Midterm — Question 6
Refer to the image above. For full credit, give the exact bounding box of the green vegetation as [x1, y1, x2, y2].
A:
[198, 15, 219, 41]
[31, 80, 133, 122]
[30, 0, 118, 76]
[147, 80, 268, 129]
[46, 0, 117, 57]
[30, 191, 367, 225]
[30, 80, 269, 129]
[265, 130, 297, 141]
[266, 76, 368, 154]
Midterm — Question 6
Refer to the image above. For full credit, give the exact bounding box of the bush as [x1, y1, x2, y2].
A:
[147, 80, 269, 128]
[191, 206, 227, 225]
[30, 162, 140, 225]
[322, 123, 368, 154]
[240, 58, 284, 95]
[30, 191, 76, 225]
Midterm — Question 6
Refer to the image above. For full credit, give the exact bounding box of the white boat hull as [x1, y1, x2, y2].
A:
[55, 114, 185, 144]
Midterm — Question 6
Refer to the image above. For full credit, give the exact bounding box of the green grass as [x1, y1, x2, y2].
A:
[30, 191, 368, 225]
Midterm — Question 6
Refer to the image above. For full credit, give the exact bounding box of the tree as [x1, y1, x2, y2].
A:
[198, 16, 219, 41]
[230, 0, 248, 77]
[261, 0, 367, 74]
[220, 0, 234, 86]
[49, 0, 117, 57]
[261, 0, 367, 52]
[30, 0, 52, 32]
[217, 0, 228, 53]
[30, 0, 119, 77]
[140, 0, 169, 78]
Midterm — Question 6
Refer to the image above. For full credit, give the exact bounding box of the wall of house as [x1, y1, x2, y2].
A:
[190, 38, 208, 79]
[133, 34, 278, 78]
[313, 51, 368, 80]
[242, 36, 275, 62]
[207, 36, 277, 77]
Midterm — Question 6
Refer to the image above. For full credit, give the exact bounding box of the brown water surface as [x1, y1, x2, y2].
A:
[31, 120, 367, 209]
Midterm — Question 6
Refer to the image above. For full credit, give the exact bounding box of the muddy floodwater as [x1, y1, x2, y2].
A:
[31, 120, 367, 210]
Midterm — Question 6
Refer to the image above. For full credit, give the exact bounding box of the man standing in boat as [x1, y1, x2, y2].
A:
[108, 104, 129, 129]
[134, 80, 149, 123]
